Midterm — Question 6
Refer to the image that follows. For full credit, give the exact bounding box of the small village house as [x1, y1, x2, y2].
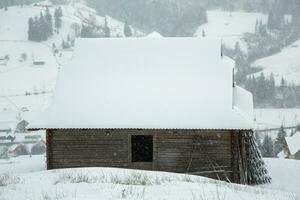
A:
[15, 120, 29, 133]
[7, 143, 28, 157]
[31, 139, 46, 155]
[281, 131, 300, 160]
[29, 38, 270, 185]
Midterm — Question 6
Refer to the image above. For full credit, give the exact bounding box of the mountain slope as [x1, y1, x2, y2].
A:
[195, 10, 267, 50]
[251, 39, 300, 86]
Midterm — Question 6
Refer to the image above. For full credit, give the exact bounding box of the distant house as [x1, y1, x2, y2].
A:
[29, 38, 270, 185]
[7, 143, 28, 157]
[31, 139, 46, 155]
[15, 120, 29, 133]
[0, 133, 15, 143]
[0, 55, 8, 66]
[282, 131, 300, 160]
[33, 61, 45, 66]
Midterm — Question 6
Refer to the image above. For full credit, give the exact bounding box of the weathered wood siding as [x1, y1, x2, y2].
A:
[47, 129, 238, 182]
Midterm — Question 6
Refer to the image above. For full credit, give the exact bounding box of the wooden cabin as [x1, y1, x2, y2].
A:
[29, 38, 270, 185]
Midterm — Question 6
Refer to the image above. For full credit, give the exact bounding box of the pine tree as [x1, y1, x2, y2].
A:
[201, 30, 206, 37]
[267, 10, 276, 30]
[297, 124, 300, 132]
[124, 21, 132, 37]
[280, 77, 286, 88]
[260, 0, 269, 13]
[33, 16, 40, 41]
[234, 42, 242, 55]
[259, 21, 267, 36]
[54, 8, 62, 29]
[38, 12, 47, 41]
[268, 73, 276, 104]
[52, 43, 56, 51]
[262, 135, 274, 157]
[255, 19, 259, 34]
[104, 17, 110, 38]
[61, 39, 66, 49]
[28, 17, 34, 41]
[274, 126, 287, 155]
[257, 73, 266, 104]
[243, 0, 254, 11]
[81, 25, 94, 38]
[45, 7, 53, 37]
[57, 7, 63, 17]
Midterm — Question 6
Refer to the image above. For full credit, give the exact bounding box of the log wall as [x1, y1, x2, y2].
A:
[47, 129, 240, 182]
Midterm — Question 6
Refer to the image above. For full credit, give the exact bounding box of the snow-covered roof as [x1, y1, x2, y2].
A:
[286, 131, 300, 155]
[29, 38, 254, 130]
[147, 32, 163, 38]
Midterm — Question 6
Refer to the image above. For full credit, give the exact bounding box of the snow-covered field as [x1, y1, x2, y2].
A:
[0, 41, 58, 95]
[254, 109, 300, 130]
[263, 158, 300, 196]
[195, 10, 267, 50]
[0, 155, 45, 174]
[0, 155, 299, 200]
[252, 39, 300, 86]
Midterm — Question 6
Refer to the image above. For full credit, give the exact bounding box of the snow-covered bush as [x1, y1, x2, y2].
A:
[0, 173, 20, 186]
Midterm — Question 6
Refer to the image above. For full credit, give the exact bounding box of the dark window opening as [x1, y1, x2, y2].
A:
[131, 135, 153, 162]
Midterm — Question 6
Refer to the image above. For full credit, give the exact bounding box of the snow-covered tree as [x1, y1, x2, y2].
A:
[261, 135, 274, 157]
[202, 30, 206, 37]
[124, 21, 132, 37]
[54, 7, 63, 29]
[104, 17, 111, 38]
[245, 132, 271, 185]
[45, 7, 53, 37]
[274, 126, 287, 155]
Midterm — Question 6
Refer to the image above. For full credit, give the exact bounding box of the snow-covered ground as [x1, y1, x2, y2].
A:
[254, 108, 300, 130]
[0, 41, 58, 95]
[0, 157, 299, 200]
[195, 10, 267, 51]
[263, 158, 300, 196]
[0, 155, 45, 174]
[251, 39, 300, 86]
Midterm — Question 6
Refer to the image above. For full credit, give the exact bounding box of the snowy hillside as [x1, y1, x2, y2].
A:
[0, 1, 144, 116]
[251, 39, 300, 86]
[0, 41, 58, 95]
[195, 10, 267, 50]
[0, 1, 143, 42]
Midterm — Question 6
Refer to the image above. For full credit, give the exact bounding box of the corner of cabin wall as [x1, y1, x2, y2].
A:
[46, 129, 53, 170]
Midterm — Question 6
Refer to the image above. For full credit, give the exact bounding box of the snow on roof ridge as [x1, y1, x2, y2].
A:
[147, 31, 163, 37]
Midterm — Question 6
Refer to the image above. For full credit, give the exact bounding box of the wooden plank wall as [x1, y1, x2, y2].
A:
[155, 130, 233, 181]
[47, 129, 237, 182]
[47, 129, 129, 169]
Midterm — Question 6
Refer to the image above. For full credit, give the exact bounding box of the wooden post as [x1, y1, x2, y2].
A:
[46, 129, 53, 170]
[230, 131, 239, 183]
